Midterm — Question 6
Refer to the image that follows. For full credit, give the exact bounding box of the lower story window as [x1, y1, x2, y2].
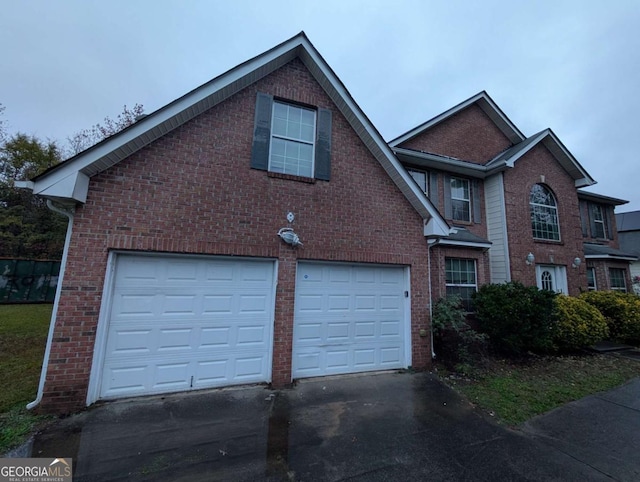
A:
[609, 268, 627, 292]
[586, 267, 597, 291]
[445, 258, 477, 311]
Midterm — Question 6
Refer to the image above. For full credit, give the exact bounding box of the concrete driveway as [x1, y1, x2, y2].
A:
[22, 372, 640, 481]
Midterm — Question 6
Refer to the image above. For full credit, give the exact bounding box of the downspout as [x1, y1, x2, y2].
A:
[427, 238, 438, 359]
[27, 200, 75, 410]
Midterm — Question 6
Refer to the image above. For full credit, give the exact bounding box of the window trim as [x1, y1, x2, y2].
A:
[268, 101, 317, 178]
[609, 268, 627, 292]
[586, 267, 597, 291]
[445, 257, 478, 312]
[250, 92, 332, 181]
[592, 204, 607, 239]
[530, 184, 561, 241]
[450, 177, 471, 222]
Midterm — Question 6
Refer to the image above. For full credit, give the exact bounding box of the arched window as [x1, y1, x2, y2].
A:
[530, 184, 560, 240]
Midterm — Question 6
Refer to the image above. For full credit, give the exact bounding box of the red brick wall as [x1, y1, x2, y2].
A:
[429, 245, 491, 302]
[503, 144, 586, 295]
[587, 260, 634, 292]
[399, 104, 513, 164]
[40, 59, 433, 414]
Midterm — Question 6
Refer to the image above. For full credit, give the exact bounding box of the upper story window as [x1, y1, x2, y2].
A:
[451, 177, 471, 222]
[530, 184, 560, 241]
[591, 204, 606, 239]
[251, 93, 332, 181]
[269, 102, 316, 178]
[408, 169, 428, 196]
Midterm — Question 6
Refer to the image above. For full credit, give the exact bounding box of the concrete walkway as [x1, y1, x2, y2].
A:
[15, 372, 640, 481]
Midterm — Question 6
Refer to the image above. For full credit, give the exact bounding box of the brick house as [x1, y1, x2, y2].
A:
[21, 35, 635, 414]
[390, 91, 636, 308]
[20, 33, 449, 414]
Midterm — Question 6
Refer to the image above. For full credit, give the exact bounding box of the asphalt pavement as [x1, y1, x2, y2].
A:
[10, 372, 640, 481]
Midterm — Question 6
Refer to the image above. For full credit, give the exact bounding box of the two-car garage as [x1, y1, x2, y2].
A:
[94, 254, 409, 401]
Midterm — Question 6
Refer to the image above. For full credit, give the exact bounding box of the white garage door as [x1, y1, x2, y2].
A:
[99, 254, 275, 399]
[292, 262, 408, 378]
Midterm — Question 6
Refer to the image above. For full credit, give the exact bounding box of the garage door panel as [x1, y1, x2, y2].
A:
[100, 255, 275, 400]
[157, 328, 193, 352]
[293, 262, 407, 379]
[354, 295, 376, 311]
[154, 362, 190, 390]
[353, 348, 375, 367]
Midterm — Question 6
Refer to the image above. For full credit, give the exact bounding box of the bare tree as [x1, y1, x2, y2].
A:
[66, 103, 144, 156]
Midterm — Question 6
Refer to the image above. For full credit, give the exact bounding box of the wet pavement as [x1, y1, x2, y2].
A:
[17, 372, 640, 481]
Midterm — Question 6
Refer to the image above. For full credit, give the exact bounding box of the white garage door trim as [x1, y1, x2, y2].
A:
[292, 261, 411, 380]
[87, 252, 277, 405]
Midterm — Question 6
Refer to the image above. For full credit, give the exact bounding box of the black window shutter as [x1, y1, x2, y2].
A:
[472, 179, 481, 223]
[443, 175, 452, 219]
[250, 92, 273, 171]
[429, 172, 439, 207]
[579, 201, 589, 237]
[314, 108, 332, 180]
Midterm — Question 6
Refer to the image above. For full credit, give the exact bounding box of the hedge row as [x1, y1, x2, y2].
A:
[470, 283, 640, 356]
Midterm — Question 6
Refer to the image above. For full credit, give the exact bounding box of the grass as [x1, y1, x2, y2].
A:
[0, 304, 53, 453]
[438, 353, 640, 426]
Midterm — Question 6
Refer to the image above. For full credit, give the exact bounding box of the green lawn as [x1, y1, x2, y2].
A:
[0, 304, 52, 453]
[438, 354, 640, 426]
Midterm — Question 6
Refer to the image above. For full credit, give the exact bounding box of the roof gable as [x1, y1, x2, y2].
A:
[487, 129, 595, 187]
[23, 32, 449, 236]
[389, 91, 525, 148]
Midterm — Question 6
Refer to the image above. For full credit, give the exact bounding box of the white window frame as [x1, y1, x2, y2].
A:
[536, 265, 568, 294]
[445, 258, 477, 311]
[586, 267, 597, 291]
[609, 268, 627, 292]
[530, 184, 561, 241]
[268, 101, 316, 177]
[592, 204, 606, 239]
[407, 169, 428, 196]
[450, 177, 471, 222]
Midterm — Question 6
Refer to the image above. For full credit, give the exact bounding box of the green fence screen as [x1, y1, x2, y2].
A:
[0, 259, 60, 303]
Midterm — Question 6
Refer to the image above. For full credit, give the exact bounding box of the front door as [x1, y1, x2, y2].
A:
[536, 265, 567, 293]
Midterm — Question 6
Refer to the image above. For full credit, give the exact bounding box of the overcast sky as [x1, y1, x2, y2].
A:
[2, 1, 639, 211]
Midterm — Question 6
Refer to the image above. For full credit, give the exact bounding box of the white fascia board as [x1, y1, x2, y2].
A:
[424, 217, 453, 237]
[390, 93, 486, 147]
[298, 39, 449, 235]
[585, 254, 637, 261]
[31, 36, 304, 200]
[394, 148, 488, 178]
[436, 239, 492, 249]
[543, 130, 595, 186]
[503, 130, 548, 167]
[575, 178, 596, 188]
[34, 171, 90, 203]
[390, 92, 525, 147]
[14, 180, 34, 190]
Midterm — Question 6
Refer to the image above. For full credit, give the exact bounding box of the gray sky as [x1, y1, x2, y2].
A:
[2, 0, 639, 211]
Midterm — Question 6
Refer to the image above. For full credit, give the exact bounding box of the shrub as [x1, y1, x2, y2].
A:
[432, 295, 488, 369]
[473, 282, 557, 356]
[580, 291, 640, 344]
[554, 295, 609, 351]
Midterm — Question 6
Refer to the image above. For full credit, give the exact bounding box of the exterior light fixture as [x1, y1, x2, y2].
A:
[572, 257, 582, 269]
[525, 252, 535, 265]
[278, 227, 303, 247]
